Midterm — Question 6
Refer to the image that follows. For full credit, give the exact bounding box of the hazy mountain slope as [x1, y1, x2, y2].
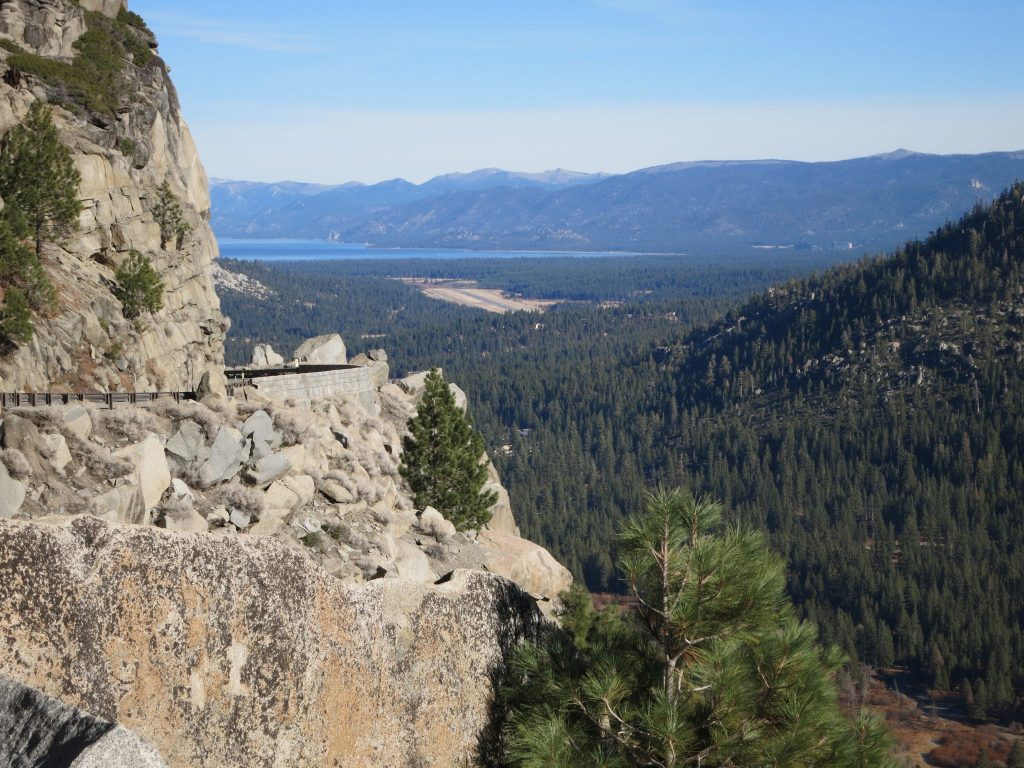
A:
[212, 151, 1024, 253]
[210, 168, 605, 238]
[346, 151, 1024, 252]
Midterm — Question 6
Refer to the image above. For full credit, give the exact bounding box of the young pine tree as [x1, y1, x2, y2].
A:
[114, 249, 163, 319]
[1006, 740, 1024, 768]
[0, 287, 34, 348]
[152, 181, 191, 249]
[0, 102, 81, 259]
[504, 487, 898, 768]
[0, 211, 55, 311]
[399, 368, 496, 530]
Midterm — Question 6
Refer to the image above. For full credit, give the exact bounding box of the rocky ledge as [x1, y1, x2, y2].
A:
[0, 358, 571, 609]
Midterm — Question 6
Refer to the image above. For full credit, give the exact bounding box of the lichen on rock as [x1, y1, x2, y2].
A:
[0, 516, 543, 767]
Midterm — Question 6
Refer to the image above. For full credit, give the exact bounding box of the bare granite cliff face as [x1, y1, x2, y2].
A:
[0, 517, 542, 767]
[0, 0, 225, 393]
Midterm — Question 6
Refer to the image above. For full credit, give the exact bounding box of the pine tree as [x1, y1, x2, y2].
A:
[0, 102, 81, 259]
[1006, 741, 1024, 768]
[114, 249, 163, 319]
[0, 212, 54, 310]
[0, 287, 34, 348]
[503, 487, 898, 767]
[399, 368, 497, 530]
[152, 181, 190, 249]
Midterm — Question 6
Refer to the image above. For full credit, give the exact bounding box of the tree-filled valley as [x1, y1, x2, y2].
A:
[218, 184, 1024, 722]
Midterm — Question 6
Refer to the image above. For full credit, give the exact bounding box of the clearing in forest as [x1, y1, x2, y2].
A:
[396, 278, 559, 313]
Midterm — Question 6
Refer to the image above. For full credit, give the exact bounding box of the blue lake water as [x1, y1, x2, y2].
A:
[217, 238, 627, 261]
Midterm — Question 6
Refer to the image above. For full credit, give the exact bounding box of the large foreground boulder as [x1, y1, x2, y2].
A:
[0, 517, 542, 768]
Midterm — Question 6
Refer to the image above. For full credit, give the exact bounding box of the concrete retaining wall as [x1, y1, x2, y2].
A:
[248, 366, 375, 409]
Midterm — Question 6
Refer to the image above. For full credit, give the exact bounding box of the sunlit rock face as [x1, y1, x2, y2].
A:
[0, 517, 544, 767]
[0, 0, 226, 394]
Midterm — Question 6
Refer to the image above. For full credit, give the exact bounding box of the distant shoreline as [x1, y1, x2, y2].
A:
[217, 237, 692, 262]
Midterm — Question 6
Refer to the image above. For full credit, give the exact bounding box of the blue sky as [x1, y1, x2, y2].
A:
[132, 0, 1024, 184]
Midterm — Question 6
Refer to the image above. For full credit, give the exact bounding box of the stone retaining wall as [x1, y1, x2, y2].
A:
[247, 366, 375, 409]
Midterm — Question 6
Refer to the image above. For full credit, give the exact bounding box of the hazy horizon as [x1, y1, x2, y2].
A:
[210, 146, 1024, 188]
[133, 0, 1024, 185]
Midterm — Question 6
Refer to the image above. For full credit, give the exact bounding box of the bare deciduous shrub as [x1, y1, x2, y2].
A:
[0, 448, 32, 479]
[301, 531, 331, 553]
[209, 482, 265, 517]
[151, 399, 224, 437]
[425, 541, 454, 561]
[377, 454, 399, 478]
[69, 437, 133, 478]
[343, 527, 370, 551]
[271, 408, 313, 446]
[8, 407, 62, 431]
[350, 552, 385, 580]
[371, 506, 393, 525]
[156, 494, 193, 522]
[201, 396, 237, 424]
[96, 407, 162, 441]
[174, 459, 204, 489]
[65, 496, 92, 516]
[234, 400, 263, 419]
[359, 414, 386, 437]
[324, 520, 349, 540]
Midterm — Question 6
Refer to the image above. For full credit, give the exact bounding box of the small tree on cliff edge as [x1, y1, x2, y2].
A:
[400, 368, 496, 531]
[153, 181, 191, 249]
[114, 249, 163, 320]
[0, 102, 81, 259]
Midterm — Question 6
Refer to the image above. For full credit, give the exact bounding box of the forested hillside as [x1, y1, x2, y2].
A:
[217, 185, 1024, 718]
[654, 184, 1024, 716]
[218, 252, 833, 589]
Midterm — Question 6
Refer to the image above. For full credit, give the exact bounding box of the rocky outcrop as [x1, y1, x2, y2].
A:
[0, 357, 571, 608]
[249, 343, 283, 367]
[0, 517, 542, 768]
[293, 333, 346, 365]
[477, 530, 573, 605]
[0, 674, 165, 767]
[0, 0, 225, 393]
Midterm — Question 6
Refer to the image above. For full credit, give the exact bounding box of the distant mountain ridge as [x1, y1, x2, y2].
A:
[211, 151, 1024, 253]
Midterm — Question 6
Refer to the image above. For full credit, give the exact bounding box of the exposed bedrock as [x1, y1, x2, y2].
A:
[0, 516, 543, 767]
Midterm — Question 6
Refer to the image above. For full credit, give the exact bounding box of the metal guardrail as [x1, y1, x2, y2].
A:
[225, 378, 253, 397]
[0, 391, 196, 410]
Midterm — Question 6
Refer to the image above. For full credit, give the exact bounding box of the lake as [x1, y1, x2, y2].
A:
[217, 238, 629, 261]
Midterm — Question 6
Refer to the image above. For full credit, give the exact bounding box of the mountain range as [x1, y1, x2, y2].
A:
[211, 150, 1024, 254]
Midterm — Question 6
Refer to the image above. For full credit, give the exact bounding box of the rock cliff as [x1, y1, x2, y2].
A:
[0, 0, 225, 393]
